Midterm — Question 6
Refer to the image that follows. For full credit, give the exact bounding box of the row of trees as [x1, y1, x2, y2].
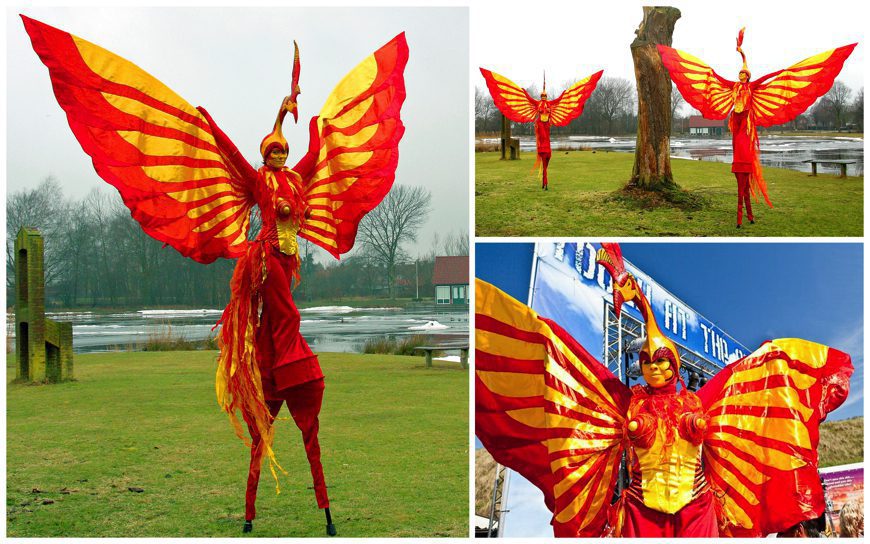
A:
[476, 78, 864, 136]
[6, 179, 466, 309]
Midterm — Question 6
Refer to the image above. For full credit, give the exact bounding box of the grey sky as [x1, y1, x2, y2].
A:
[474, 0, 864, 115]
[7, 6, 469, 261]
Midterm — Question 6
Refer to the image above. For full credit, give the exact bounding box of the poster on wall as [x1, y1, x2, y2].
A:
[819, 463, 864, 536]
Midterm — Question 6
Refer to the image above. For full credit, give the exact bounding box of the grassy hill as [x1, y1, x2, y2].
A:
[6, 351, 468, 538]
[819, 416, 864, 467]
[475, 151, 863, 237]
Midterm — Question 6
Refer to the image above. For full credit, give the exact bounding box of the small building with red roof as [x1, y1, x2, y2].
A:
[688, 116, 726, 136]
[433, 255, 469, 305]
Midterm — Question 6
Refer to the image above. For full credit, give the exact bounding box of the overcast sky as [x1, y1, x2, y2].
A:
[6, 6, 469, 261]
[474, 0, 864, 113]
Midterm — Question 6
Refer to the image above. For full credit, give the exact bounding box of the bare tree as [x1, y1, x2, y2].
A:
[356, 185, 432, 299]
[825, 80, 852, 129]
[670, 83, 685, 131]
[596, 77, 636, 134]
[851, 87, 863, 130]
[6, 177, 71, 299]
[475, 87, 499, 134]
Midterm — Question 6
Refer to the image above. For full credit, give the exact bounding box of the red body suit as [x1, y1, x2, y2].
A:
[244, 165, 329, 521]
[614, 383, 717, 538]
[730, 87, 754, 225]
[535, 115, 552, 188]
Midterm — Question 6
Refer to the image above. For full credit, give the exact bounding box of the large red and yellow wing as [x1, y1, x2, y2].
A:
[476, 279, 631, 537]
[697, 338, 853, 537]
[22, 15, 256, 264]
[658, 45, 736, 119]
[548, 70, 603, 127]
[292, 33, 407, 258]
[750, 44, 857, 127]
[479, 68, 539, 123]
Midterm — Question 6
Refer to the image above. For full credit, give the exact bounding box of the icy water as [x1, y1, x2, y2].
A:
[480, 135, 864, 176]
[7, 305, 469, 354]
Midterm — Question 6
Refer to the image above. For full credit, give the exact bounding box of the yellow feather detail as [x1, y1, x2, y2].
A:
[141, 165, 229, 183]
[476, 370, 545, 398]
[320, 54, 378, 119]
[710, 413, 811, 449]
[167, 183, 237, 203]
[73, 35, 201, 117]
[191, 203, 244, 232]
[101, 92, 212, 142]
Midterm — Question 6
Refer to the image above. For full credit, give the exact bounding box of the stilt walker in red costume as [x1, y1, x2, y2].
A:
[658, 29, 856, 228]
[480, 68, 602, 190]
[22, 15, 407, 536]
[475, 242, 852, 537]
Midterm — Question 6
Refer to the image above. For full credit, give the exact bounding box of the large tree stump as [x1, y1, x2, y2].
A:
[630, 6, 681, 189]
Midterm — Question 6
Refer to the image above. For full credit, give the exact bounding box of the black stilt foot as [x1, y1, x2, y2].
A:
[736, 224, 741, 229]
[243, 520, 253, 533]
[325, 507, 337, 536]
[750, 219, 755, 224]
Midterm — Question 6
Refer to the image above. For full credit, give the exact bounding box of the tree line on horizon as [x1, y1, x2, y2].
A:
[475, 77, 864, 136]
[6, 179, 468, 310]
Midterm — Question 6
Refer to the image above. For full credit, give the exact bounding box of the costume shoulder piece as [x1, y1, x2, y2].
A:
[22, 15, 257, 264]
[475, 279, 630, 537]
[547, 70, 603, 127]
[697, 338, 852, 536]
[479, 68, 539, 123]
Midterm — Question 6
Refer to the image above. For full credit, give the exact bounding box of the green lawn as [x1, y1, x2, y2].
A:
[6, 351, 468, 537]
[475, 151, 863, 236]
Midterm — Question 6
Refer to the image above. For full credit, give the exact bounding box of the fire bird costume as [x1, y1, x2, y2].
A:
[658, 29, 856, 227]
[22, 15, 408, 535]
[480, 68, 602, 190]
[475, 243, 852, 537]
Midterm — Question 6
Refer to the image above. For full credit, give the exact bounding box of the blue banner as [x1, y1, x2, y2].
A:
[531, 241, 748, 368]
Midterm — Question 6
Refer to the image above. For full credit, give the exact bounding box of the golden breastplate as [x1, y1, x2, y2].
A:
[276, 216, 299, 256]
[733, 84, 750, 114]
[633, 420, 701, 514]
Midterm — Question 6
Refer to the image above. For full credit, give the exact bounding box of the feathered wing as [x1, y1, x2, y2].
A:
[751, 44, 857, 127]
[476, 279, 631, 537]
[292, 33, 408, 258]
[697, 338, 853, 537]
[548, 70, 604, 127]
[479, 68, 539, 123]
[22, 15, 256, 264]
[657, 45, 736, 119]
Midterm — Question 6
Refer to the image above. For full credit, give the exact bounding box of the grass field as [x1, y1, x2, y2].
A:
[475, 151, 863, 237]
[6, 352, 468, 538]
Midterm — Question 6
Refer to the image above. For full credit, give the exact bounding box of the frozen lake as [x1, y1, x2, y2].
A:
[7, 305, 469, 354]
[479, 135, 864, 177]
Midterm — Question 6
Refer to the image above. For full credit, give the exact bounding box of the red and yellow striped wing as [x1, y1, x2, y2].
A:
[658, 45, 736, 119]
[751, 44, 857, 127]
[548, 70, 603, 127]
[479, 68, 539, 123]
[294, 33, 407, 258]
[22, 15, 256, 264]
[476, 280, 630, 537]
[697, 338, 853, 537]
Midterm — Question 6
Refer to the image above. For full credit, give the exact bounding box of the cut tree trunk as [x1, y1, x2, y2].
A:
[630, 6, 681, 189]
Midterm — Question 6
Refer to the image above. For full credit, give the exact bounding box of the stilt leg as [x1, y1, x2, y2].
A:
[325, 507, 337, 536]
